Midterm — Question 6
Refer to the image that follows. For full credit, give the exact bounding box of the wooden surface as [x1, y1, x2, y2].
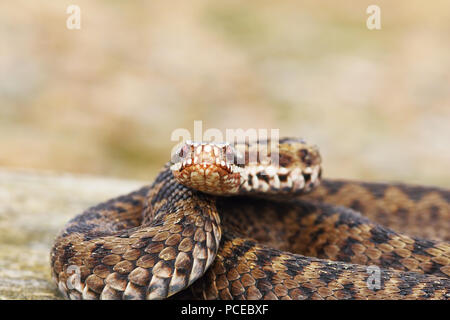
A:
[0, 168, 144, 299]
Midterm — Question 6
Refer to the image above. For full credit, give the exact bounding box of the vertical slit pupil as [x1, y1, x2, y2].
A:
[304, 173, 311, 182]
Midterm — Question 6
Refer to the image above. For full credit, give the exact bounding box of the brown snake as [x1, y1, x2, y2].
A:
[51, 138, 450, 299]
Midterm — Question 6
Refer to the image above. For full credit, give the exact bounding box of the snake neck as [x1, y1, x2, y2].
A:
[141, 167, 223, 297]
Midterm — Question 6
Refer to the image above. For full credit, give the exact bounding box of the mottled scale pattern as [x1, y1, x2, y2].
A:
[303, 180, 450, 242]
[188, 234, 449, 300]
[51, 142, 450, 300]
[51, 168, 222, 300]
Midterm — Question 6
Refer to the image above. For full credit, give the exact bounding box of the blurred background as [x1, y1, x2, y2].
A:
[1, 0, 449, 186]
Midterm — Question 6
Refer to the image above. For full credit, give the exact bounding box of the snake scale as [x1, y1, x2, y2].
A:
[51, 138, 450, 300]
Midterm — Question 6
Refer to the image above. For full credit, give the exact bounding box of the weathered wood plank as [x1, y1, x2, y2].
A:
[0, 168, 144, 300]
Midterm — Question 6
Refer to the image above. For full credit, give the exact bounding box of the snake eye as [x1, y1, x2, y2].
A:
[182, 144, 193, 158]
[172, 143, 193, 164]
[223, 145, 236, 163]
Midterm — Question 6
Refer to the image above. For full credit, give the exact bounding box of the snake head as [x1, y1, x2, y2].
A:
[170, 138, 322, 196]
[170, 141, 244, 195]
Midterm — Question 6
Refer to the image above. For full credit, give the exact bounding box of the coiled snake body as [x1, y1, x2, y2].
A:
[51, 138, 450, 299]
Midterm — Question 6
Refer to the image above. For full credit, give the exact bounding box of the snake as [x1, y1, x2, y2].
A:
[51, 137, 450, 300]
